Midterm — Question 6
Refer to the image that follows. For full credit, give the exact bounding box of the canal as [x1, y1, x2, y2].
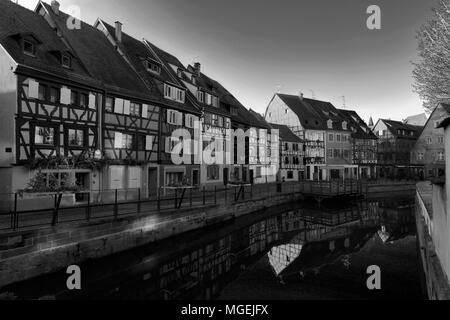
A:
[0, 195, 424, 300]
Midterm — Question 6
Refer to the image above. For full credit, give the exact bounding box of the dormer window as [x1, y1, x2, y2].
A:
[62, 54, 71, 68]
[177, 69, 183, 78]
[145, 60, 161, 74]
[342, 121, 347, 130]
[327, 119, 333, 129]
[23, 40, 36, 56]
[192, 75, 197, 85]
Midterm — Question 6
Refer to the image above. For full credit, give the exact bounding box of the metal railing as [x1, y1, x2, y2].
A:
[0, 180, 367, 232]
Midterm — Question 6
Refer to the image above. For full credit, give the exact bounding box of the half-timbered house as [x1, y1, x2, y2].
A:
[0, 0, 102, 204]
[37, 1, 163, 198]
[94, 19, 202, 194]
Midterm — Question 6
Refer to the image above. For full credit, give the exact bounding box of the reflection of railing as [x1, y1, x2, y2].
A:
[0, 180, 367, 232]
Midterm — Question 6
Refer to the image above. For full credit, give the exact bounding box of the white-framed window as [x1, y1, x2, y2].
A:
[327, 119, 333, 129]
[35, 126, 55, 146]
[114, 132, 133, 149]
[211, 96, 219, 107]
[438, 136, 444, 144]
[438, 151, 445, 161]
[185, 114, 197, 128]
[167, 109, 182, 125]
[329, 133, 334, 142]
[224, 118, 231, 129]
[205, 93, 212, 105]
[342, 121, 347, 130]
[164, 84, 185, 103]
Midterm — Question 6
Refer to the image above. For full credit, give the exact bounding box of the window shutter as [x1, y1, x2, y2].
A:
[114, 98, 124, 114]
[142, 104, 148, 118]
[123, 100, 130, 115]
[60, 86, 71, 104]
[177, 112, 183, 125]
[114, 132, 123, 149]
[167, 109, 171, 124]
[28, 79, 39, 99]
[88, 93, 96, 109]
[146, 135, 153, 151]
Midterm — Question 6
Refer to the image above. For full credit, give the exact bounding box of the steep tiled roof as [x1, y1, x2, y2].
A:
[97, 20, 199, 113]
[381, 119, 423, 138]
[338, 109, 377, 139]
[404, 113, 428, 126]
[0, 0, 98, 86]
[269, 123, 302, 143]
[39, 2, 154, 101]
[277, 94, 351, 132]
[248, 109, 272, 130]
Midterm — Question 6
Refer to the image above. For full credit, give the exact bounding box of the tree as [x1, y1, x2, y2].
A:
[413, 0, 450, 113]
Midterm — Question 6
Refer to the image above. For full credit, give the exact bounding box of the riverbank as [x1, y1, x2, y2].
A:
[0, 181, 416, 290]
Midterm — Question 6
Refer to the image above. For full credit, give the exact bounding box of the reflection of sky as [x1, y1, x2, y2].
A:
[267, 244, 303, 276]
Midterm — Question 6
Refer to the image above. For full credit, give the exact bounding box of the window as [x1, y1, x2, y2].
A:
[167, 110, 181, 125]
[49, 87, 60, 103]
[438, 136, 444, 144]
[105, 97, 114, 112]
[62, 54, 71, 68]
[23, 40, 35, 56]
[327, 119, 333, 129]
[212, 114, 218, 126]
[285, 143, 289, 151]
[207, 165, 219, 181]
[417, 152, 424, 161]
[145, 135, 154, 151]
[231, 107, 238, 116]
[185, 114, 197, 128]
[114, 132, 133, 149]
[427, 137, 432, 145]
[336, 134, 341, 142]
[70, 90, 78, 105]
[164, 84, 185, 103]
[225, 118, 231, 129]
[329, 134, 334, 142]
[38, 84, 46, 100]
[35, 126, 54, 146]
[130, 102, 141, 117]
[68, 129, 84, 147]
[145, 60, 161, 74]
[197, 91, 205, 103]
[344, 149, 349, 158]
[327, 149, 333, 158]
[212, 96, 219, 107]
[218, 116, 224, 127]
[342, 121, 347, 130]
[438, 151, 445, 161]
[79, 93, 88, 108]
[287, 171, 294, 179]
[256, 167, 262, 178]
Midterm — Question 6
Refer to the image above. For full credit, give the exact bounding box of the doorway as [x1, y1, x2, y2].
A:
[192, 169, 199, 187]
[148, 167, 158, 197]
[223, 168, 229, 186]
[75, 172, 90, 202]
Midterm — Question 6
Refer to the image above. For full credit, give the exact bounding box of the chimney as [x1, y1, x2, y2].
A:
[194, 62, 201, 77]
[51, 0, 60, 15]
[115, 21, 123, 43]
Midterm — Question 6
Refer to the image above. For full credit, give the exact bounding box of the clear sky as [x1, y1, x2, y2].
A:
[18, 0, 438, 123]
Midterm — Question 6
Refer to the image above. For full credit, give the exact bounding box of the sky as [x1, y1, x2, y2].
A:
[18, 0, 439, 123]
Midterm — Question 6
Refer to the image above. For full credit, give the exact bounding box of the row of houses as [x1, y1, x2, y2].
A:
[0, 1, 443, 203]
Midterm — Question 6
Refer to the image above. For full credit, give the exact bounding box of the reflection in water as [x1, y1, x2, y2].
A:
[1, 197, 421, 300]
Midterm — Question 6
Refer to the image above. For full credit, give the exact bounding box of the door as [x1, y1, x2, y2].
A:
[75, 172, 89, 202]
[223, 168, 229, 185]
[148, 168, 158, 197]
[192, 169, 199, 187]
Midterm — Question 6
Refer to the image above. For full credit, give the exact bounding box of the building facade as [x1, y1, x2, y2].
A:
[269, 123, 304, 181]
[410, 104, 449, 180]
[372, 119, 423, 179]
